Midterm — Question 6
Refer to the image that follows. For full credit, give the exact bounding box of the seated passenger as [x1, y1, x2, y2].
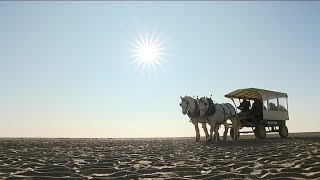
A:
[251, 99, 263, 117]
[238, 99, 250, 112]
[238, 99, 251, 120]
[279, 105, 287, 112]
[269, 103, 278, 111]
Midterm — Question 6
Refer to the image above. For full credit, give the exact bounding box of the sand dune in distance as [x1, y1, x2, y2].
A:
[0, 132, 320, 179]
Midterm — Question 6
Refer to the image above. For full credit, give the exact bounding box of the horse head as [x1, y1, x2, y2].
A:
[198, 97, 209, 116]
[199, 96, 216, 117]
[180, 96, 199, 117]
[180, 96, 189, 115]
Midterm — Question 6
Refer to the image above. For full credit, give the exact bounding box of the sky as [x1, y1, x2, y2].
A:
[0, 2, 320, 138]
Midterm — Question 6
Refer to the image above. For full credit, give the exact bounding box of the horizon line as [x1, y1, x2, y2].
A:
[0, 131, 319, 139]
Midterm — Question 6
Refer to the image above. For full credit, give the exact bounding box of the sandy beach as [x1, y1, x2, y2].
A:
[0, 132, 319, 179]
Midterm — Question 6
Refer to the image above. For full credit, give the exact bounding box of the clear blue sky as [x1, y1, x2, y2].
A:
[1, 2, 319, 137]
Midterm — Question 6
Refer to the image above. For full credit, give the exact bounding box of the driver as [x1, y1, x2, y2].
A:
[238, 99, 250, 112]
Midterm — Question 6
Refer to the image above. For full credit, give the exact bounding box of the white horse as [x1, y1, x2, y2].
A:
[179, 96, 227, 142]
[198, 97, 241, 141]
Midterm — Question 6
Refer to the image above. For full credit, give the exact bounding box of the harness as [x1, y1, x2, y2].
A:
[204, 98, 236, 121]
[220, 104, 226, 121]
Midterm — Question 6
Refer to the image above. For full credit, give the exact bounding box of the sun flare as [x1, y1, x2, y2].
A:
[130, 32, 166, 74]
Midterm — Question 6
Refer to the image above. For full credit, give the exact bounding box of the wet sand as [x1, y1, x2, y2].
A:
[0, 132, 319, 179]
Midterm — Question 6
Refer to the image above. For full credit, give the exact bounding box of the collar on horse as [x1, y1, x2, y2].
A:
[205, 97, 216, 116]
[187, 99, 200, 118]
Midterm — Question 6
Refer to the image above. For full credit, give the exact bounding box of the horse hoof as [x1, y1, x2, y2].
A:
[195, 138, 200, 142]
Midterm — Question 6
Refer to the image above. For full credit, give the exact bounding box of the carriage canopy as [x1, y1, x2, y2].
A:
[224, 88, 288, 101]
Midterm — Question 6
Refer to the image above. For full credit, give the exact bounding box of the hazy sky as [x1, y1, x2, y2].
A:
[1, 2, 319, 138]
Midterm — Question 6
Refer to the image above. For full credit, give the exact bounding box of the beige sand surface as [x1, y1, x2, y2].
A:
[0, 132, 319, 179]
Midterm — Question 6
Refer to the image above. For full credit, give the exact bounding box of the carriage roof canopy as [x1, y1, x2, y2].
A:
[225, 88, 288, 100]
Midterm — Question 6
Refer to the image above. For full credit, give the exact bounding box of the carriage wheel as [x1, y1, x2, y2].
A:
[279, 125, 288, 138]
[255, 124, 266, 139]
[230, 127, 235, 139]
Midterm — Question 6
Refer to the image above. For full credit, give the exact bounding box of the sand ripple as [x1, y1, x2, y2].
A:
[0, 133, 320, 179]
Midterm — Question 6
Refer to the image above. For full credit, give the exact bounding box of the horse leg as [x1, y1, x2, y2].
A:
[209, 122, 216, 142]
[213, 129, 217, 140]
[235, 117, 241, 140]
[194, 123, 200, 142]
[214, 123, 220, 141]
[201, 123, 209, 141]
[214, 124, 220, 141]
[222, 121, 229, 141]
[230, 117, 240, 140]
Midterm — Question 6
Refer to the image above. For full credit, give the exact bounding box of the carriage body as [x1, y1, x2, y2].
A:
[225, 88, 289, 139]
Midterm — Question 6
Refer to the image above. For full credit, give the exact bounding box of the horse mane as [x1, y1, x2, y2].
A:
[206, 97, 216, 116]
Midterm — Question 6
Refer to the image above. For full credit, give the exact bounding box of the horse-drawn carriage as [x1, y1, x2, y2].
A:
[225, 88, 289, 139]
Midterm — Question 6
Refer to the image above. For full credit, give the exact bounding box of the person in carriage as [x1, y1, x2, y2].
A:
[250, 99, 263, 119]
[237, 99, 251, 119]
[238, 98, 263, 122]
[238, 99, 250, 112]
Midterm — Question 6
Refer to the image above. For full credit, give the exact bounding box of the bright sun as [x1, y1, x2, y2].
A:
[131, 32, 166, 74]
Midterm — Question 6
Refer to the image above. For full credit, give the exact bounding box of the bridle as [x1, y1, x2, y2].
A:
[180, 100, 189, 113]
[180, 98, 200, 118]
[199, 99, 209, 114]
[199, 98, 216, 117]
